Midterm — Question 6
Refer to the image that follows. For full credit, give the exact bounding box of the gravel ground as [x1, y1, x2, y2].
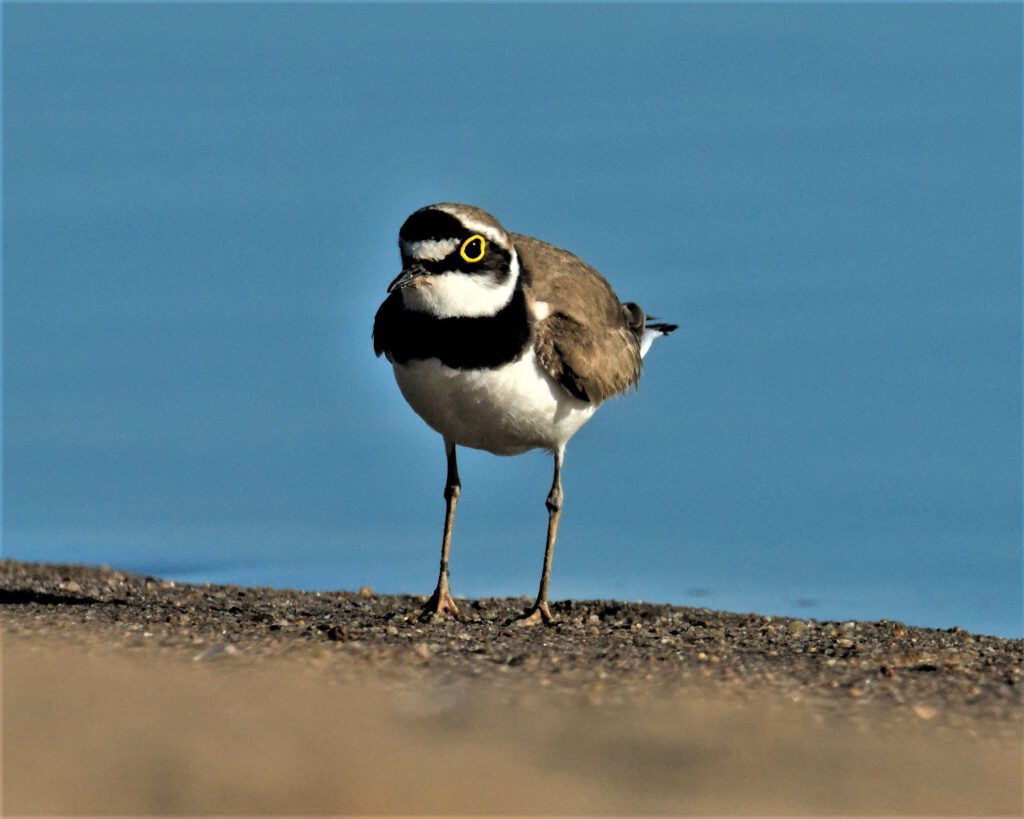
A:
[5, 558, 1023, 815]
[3, 558, 1020, 732]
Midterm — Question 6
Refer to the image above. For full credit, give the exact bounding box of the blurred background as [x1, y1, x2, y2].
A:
[4, 3, 1020, 636]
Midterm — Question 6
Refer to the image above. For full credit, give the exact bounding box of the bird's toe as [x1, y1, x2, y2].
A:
[514, 601, 556, 627]
[420, 587, 460, 622]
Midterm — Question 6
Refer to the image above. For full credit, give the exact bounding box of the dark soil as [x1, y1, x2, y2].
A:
[2, 559, 1020, 730]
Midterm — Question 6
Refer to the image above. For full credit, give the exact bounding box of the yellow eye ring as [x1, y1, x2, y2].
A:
[459, 234, 486, 263]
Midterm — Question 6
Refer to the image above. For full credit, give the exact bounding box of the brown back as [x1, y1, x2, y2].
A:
[514, 233, 642, 404]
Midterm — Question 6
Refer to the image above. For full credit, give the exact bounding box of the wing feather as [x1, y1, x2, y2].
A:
[514, 233, 642, 404]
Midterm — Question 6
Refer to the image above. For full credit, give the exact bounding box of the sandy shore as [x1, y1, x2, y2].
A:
[3, 559, 1021, 815]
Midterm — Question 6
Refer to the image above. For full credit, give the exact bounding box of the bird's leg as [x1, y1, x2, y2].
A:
[517, 448, 564, 626]
[422, 442, 460, 620]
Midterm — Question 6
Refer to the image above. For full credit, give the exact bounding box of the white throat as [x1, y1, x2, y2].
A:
[400, 254, 519, 319]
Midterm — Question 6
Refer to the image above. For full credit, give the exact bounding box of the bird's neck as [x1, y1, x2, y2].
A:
[400, 254, 520, 320]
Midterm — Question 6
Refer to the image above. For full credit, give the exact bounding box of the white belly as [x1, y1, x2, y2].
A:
[392, 350, 596, 455]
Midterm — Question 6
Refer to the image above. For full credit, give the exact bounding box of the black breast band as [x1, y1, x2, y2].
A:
[373, 286, 532, 370]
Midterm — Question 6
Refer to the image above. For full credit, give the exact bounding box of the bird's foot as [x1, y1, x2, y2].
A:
[420, 585, 459, 622]
[514, 600, 556, 627]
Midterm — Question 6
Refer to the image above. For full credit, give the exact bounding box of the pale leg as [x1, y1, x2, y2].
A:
[422, 441, 460, 620]
[517, 447, 564, 626]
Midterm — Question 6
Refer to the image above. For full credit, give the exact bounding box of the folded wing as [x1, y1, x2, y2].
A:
[514, 233, 643, 404]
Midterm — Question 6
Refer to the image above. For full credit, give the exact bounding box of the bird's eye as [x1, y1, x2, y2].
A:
[459, 234, 486, 263]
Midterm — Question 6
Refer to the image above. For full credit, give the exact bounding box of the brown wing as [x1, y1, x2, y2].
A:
[513, 233, 642, 404]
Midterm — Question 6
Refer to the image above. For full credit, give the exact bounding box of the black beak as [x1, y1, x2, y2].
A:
[387, 263, 429, 293]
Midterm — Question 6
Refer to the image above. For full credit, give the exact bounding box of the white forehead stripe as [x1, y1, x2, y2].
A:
[402, 238, 460, 262]
[459, 219, 505, 246]
[435, 206, 508, 247]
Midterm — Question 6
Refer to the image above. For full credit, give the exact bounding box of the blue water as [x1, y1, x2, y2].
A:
[3, 3, 1021, 637]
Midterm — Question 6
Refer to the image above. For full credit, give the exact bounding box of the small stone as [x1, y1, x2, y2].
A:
[787, 620, 807, 635]
[913, 705, 938, 720]
[385, 625, 399, 636]
[326, 625, 348, 641]
[193, 643, 239, 662]
[414, 643, 434, 659]
[59, 580, 82, 593]
[358, 586, 374, 597]
[837, 638, 854, 648]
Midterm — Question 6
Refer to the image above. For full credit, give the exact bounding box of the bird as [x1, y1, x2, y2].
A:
[373, 203, 676, 625]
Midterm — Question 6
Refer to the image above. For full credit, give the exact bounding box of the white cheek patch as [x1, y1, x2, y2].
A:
[401, 271, 517, 318]
[401, 238, 459, 262]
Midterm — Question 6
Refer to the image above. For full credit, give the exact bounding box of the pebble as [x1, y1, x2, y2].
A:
[326, 626, 348, 641]
[913, 705, 938, 720]
[193, 643, 240, 662]
[787, 620, 807, 635]
[59, 580, 82, 593]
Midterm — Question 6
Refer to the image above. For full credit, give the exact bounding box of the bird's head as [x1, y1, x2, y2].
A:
[389, 203, 519, 319]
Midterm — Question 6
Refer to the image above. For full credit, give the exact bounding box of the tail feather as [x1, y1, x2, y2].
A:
[639, 321, 678, 358]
